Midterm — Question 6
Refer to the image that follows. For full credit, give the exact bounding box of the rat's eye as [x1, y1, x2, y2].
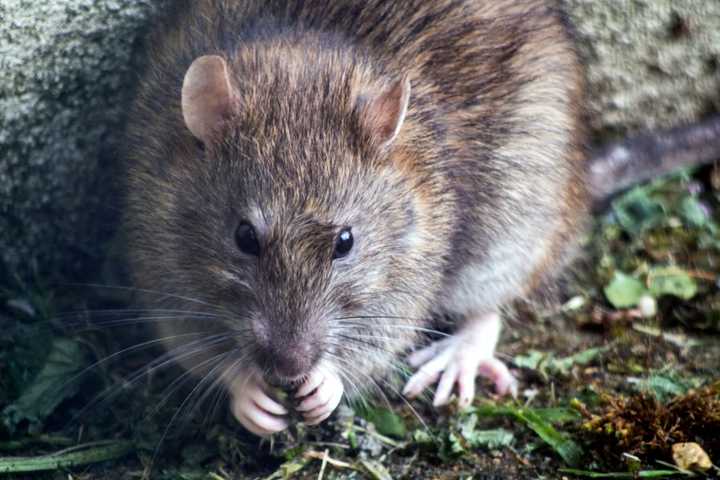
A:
[235, 221, 260, 256]
[333, 228, 353, 260]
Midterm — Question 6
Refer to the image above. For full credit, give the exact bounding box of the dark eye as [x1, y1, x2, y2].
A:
[235, 221, 260, 256]
[333, 228, 353, 260]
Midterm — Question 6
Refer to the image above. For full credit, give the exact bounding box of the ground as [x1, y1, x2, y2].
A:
[0, 166, 719, 479]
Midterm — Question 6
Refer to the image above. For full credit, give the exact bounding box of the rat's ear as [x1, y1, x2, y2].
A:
[182, 55, 236, 143]
[361, 77, 410, 147]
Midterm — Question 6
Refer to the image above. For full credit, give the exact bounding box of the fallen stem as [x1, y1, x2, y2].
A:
[0, 435, 75, 452]
[0, 440, 133, 473]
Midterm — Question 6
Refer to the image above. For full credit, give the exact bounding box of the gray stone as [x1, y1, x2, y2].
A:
[0, 0, 718, 283]
[0, 0, 157, 281]
[566, 0, 720, 138]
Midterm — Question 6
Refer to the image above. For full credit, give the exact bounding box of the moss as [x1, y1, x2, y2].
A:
[580, 382, 720, 463]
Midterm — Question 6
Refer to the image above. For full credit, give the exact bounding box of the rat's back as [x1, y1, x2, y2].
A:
[128, 0, 586, 309]
[125, 0, 587, 427]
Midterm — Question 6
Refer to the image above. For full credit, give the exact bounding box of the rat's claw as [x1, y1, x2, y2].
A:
[229, 372, 289, 436]
[403, 312, 517, 408]
[479, 357, 518, 398]
[295, 368, 344, 425]
[295, 370, 324, 398]
[402, 346, 451, 398]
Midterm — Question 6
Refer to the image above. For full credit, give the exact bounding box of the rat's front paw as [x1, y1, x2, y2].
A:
[229, 371, 289, 436]
[402, 312, 517, 409]
[294, 368, 344, 425]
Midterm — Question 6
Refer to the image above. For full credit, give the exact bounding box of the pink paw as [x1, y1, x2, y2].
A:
[402, 320, 517, 409]
[229, 371, 289, 436]
[294, 368, 344, 425]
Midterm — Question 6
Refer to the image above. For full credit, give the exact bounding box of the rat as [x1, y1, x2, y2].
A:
[123, 0, 717, 437]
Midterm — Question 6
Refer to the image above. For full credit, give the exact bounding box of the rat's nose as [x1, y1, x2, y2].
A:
[251, 318, 321, 380]
[257, 342, 316, 381]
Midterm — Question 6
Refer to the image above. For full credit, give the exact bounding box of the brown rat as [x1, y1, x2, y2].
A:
[124, 0, 587, 435]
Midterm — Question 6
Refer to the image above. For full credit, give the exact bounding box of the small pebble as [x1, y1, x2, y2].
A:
[638, 295, 657, 318]
[562, 295, 586, 312]
[672, 442, 713, 472]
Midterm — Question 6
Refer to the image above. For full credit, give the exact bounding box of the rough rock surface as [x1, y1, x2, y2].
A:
[0, 0, 718, 283]
[0, 0, 157, 282]
[566, 0, 720, 138]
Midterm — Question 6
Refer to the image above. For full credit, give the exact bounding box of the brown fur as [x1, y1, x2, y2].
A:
[124, 0, 588, 395]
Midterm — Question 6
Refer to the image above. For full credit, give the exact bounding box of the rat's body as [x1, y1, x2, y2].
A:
[125, 0, 587, 435]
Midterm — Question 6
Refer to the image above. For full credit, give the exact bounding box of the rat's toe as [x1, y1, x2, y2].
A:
[407, 339, 449, 367]
[230, 374, 288, 436]
[231, 395, 289, 436]
[297, 384, 330, 412]
[296, 369, 343, 424]
[457, 364, 477, 409]
[302, 385, 343, 425]
[296, 370, 324, 398]
[251, 390, 288, 416]
[478, 358, 517, 397]
[403, 343, 452, 398]
[432, 362, 460, 407]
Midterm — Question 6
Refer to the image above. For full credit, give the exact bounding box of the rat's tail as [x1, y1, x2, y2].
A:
[589, 114, 720, 209]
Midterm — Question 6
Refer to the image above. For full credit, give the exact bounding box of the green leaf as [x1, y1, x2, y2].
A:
[604, 272, 647, 308]
[411, 429, 433, 445]
[347, 428, 359, 450]
[632, 371, 703, 403]
[264, 458, 308, 480]
[647, 267, 698, 301]
[514, 347, 608, 378]
[2, 338, 88, 434]
[511, 409, 583, 466]
[513, 350, 545, 370]
[611, 187, 666, 235]
[447, 432, 466, 455]
[473, 403, 584, 466]
[559, 468, 689, 478]
[552, 347, 608, 376]
[679, 196, 708, 227]
[359, 459, 393, 480]
[458, 413, 514, 449]
[464, 429, 515, 449]
[531, 408, 582, 425]
[357, 406, 406, 439]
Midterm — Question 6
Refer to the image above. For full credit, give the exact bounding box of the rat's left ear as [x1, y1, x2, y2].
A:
[361, 77, 411, 148]
[181, 55, 236, 144]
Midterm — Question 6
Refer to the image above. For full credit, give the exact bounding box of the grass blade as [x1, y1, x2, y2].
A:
[0, 440, 133, 473]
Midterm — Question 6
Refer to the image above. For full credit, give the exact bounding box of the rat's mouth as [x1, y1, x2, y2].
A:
[266, 371, 309, 389]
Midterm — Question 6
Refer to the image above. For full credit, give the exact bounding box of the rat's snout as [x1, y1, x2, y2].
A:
[257, 342, 317, 380]
[251, 319, 319, 380]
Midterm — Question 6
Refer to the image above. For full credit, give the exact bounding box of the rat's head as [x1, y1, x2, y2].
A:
[130, 51, 452, 388]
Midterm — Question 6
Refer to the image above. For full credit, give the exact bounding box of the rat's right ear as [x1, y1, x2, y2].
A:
[360, 77, 411, 148]
[182, 55, 236, 144]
